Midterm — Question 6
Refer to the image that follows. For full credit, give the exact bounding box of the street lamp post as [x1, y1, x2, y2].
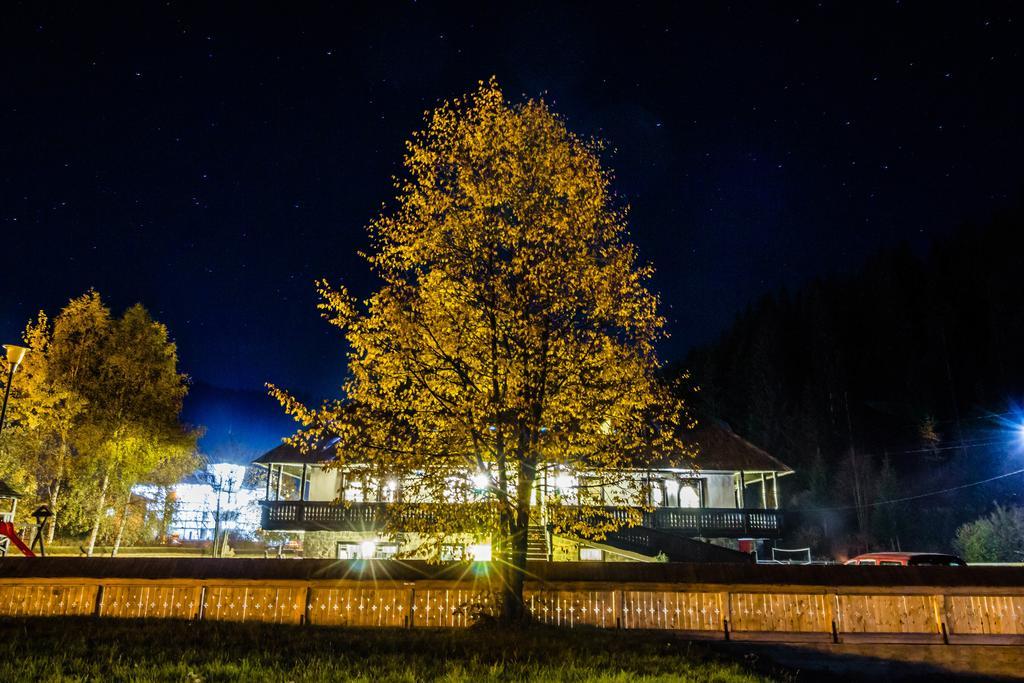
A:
[0, 345, 29, 436]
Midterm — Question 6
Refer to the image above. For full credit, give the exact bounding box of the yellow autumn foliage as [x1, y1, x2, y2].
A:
[270, 80, 693, 617]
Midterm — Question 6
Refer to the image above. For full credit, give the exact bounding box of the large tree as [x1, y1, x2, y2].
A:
[271, 81, 688, 621]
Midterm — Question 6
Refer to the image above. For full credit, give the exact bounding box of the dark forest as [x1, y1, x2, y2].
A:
[685, 207, 1024, 557]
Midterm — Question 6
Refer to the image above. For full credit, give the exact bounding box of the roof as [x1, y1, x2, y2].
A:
[850, 552, 962, 560]
[0, 479, 24, 498]
[252, 421, 792, 474]
[253, 439, 338, 466]
[675, 421, 793, 473]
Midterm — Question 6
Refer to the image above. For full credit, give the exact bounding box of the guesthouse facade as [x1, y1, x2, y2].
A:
[255, 421, 792, 563]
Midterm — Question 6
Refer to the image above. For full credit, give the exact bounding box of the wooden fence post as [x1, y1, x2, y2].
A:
[197, 585, 207, 621]
[617, 590, 625, 629]
[938, 594, 951, 644]
[826, 590, 839, 643]
[407, 587, 415, 628]
[831, 592, 842, 643]
[93, 584, 105, 618]
[723, 592, 732, 640]
[302, 585, 312, 625]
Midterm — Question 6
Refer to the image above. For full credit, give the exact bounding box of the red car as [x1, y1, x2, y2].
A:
[844, 552, 966, 566]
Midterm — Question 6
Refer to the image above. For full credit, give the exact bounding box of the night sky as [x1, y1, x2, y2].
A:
[2, 3, 1022, 457]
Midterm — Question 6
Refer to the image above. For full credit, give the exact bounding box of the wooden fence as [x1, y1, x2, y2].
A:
[0, 558, 1022, 644]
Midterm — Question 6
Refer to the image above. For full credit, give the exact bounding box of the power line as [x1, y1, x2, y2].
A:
[877, 438, 1004, 456]
[803, 467, 1024, 513]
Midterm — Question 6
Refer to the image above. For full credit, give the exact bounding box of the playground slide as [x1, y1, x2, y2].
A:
[0, 521, 35, 557]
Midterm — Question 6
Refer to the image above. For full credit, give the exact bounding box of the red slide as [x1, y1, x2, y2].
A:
[0, 521, 35, 557]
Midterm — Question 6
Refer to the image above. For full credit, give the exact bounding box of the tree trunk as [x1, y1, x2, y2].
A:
[86, 473, 110, 557]
[46, 481, 61, 544]
[160, 485, 174, 542]
[110, 493, 132, 557]
[501, 523, 529, 622]
[499, 460, 537, 624]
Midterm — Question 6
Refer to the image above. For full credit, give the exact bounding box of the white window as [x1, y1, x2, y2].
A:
[343, 477, 365, 502]
[579, 547, 603, 561]
[679, 482, 701, 508]
[375, 543, 399, 559]
[337, 542, 361, 559]
[441, 544, 465, 561]
[650, 482, 664, 507]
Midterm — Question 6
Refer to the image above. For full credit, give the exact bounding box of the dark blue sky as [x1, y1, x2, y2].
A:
[2, 2, 1021, 457]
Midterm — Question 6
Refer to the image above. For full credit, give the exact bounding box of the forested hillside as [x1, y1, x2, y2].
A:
[685, 208, 1024, 556]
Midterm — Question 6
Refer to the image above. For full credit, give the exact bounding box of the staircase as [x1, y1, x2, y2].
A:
[526, 525, 551, 562]
[602, 526, 754, 563]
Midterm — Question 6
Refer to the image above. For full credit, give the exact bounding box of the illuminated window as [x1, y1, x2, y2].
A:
[337, 542, 360, 559]
[343, 477, 365, 502]
[579, 547, 603, 561]
[650, 482, 664, 507]
[375, 543, 399, 559]
[467, 543, 492, 561]
[678, 483, 701, 508]
[441, 544, 465, 561]
[579, 476, 604, 505]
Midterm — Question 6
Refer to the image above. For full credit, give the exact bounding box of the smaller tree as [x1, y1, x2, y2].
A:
[8, 292, 198, 553]
[81, 303, 196, 556]
[954, 505, 1024, 563]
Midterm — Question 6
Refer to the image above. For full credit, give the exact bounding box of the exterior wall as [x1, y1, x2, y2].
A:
[552, 534, 644, 563]
[304, 531, 362, 559]
[302, 530, 485, 560]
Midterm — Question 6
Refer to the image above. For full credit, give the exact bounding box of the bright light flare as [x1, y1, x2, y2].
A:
[471, 472, 489, 490]
[467, 543, 492, 562]
[209, 463, 247, 487]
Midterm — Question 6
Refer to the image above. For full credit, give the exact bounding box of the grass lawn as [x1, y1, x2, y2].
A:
[0, 617, 784, 682]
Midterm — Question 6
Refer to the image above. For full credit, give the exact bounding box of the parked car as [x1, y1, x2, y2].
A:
[844, 552, 966, 566]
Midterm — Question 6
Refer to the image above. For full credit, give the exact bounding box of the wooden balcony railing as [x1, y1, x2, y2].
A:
[260, 500, 783, 538]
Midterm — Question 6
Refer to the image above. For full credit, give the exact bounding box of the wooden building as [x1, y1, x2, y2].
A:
[254, 421, 792, 563]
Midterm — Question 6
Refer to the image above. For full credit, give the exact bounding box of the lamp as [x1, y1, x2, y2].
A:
[30, 505, 53, 556]
[3, 345, 28, 369]
[0, 345, 29, 436]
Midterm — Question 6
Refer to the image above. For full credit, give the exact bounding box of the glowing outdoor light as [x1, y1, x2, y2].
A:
[471, 471, 489, 490]
[209, 463, 247, 487]
[467, 543, 492, 562]
[3, 345, 28, 369]
[555, 472, 576, 492]
[360, 539, 377, 559]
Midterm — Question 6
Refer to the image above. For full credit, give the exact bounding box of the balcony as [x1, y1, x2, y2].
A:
[260, 500, 783, 538]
